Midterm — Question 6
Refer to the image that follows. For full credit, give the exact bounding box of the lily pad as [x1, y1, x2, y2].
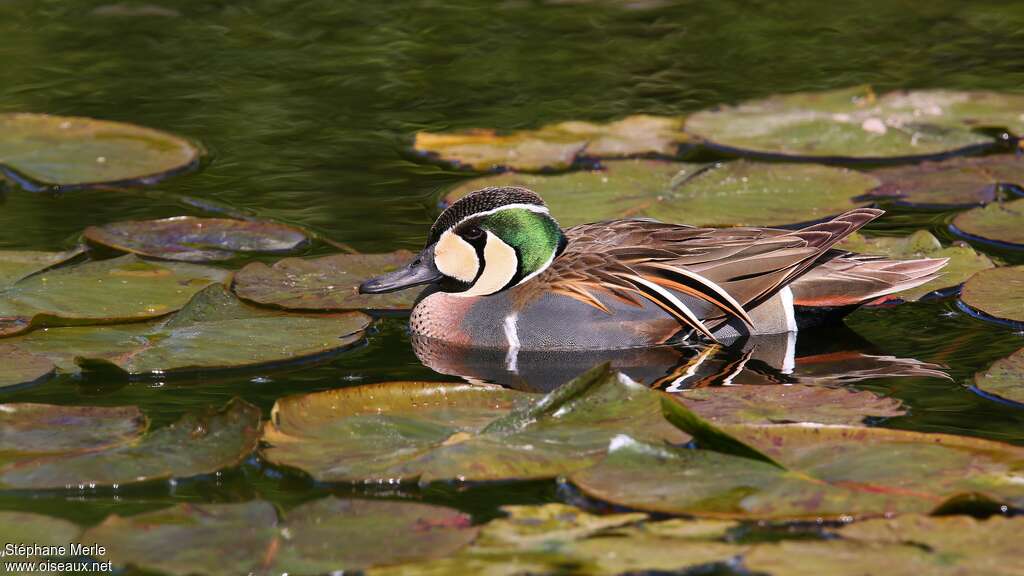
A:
[0, 113, 200, 190]
[233, 250, 419, 311]
[7, 285, 371, 377]
[85, 498, 478, 575]
[0, 344, 55, 388]
[679, 385, 905, 425]
[569, 396, 1024, 520]
[0, 254, 229, 338]
[837, 230, 994, 301]
[414, 115, 688, 172]
[868, 154, 1024, 207]
[262, 364, 686, 483]
[445, 159, 877, 227]
[83, 216, 309, 262]
[0, 403, 146, 453]
[951, 197, 1024, 248]
[0, 398, 259, 489]
[684, 86, 1024, 161]
[958, 266, 1024, 328]
[0, 511, 83, 574]
[0, 247, 84, 285]
[973, 348, 1024, 406]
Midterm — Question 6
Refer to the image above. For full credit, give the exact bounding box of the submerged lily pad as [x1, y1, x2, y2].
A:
[868, 154, 1024, 207]
[445, 159, 877, 227]
[0, 113, 200, 190]
[685, 86, 1023, 161]
[679, 385, 905, 425]
[837, 230, 994, 301]
[958, 266, 1024, 328]
[570, 396, 1024, 520]
[262, 364, 686, 483]
[951, 197, 1024, 248]
[7, 285, 371, 377]
[86, 498, 477, 575]
[973, 348, 1024, 405]
[0, 398, 259, 489]
[0, 254, 229, 338]
[0, 344, 55, 388]
[415, 115, 688, 172]
[233, 251, 418, 311]
[83, 216, 309, 262]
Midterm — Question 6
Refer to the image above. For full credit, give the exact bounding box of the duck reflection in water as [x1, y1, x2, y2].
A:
[412, 323, 948, 393]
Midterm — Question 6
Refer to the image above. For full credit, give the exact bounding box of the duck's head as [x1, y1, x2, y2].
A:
[359, 186, 566, 297]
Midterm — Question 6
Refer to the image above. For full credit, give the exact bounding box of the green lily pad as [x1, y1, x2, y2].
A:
[0, 398, 259, 489]
[233, 250, 419, 311]
[6, 285, 371, 377]
[262, 364, 686, 483]
[415, 115, 688, 172]
[0, 403, 146, 453]
[868, 154, 1024, 207]
[85, 498, 478, 575]
[958, 266, 1024, 328]
[0, 254, 229, 338]
[83, 216, 309, 262]
[973, 347, 1024, 405]
[0, 113, 200, 190]
[0, 511, 83, 574]
[445, 159, 877, 227]
[685, 86, 1023, 160]
[837, 230, 994, 301]
[569, 396, 1024, 520]
[952, 197, 1024, 248]
[0, 344, 55, 388]
[679, 385, 905, 425]
[0, 247, 84, 285]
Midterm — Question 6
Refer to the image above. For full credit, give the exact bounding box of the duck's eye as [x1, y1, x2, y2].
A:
[461, 226, 485, 241]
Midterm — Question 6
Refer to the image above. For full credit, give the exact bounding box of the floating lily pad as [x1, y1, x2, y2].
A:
[0, 248, 84, 285]
[973, 348, 1024, 406]
[233, 250, 419, 311]
[7, 285, 371, 377]
[86, 498, 478, 575]
[958, 266, 1024, 328]
[83, 216, 309, 262]
[0, 254, 229, 338]
[837, 230, 994, 301]
[0, 511, 83, 574]
[685, 86, 1023, 161]
[868, 154, 1024, 207]
[415, 115, 688, 172]
[0, 398, 259, 489]
[0, 403, 146, 454]
[262, 364, 686, 483]
[0, 344, 55, 388]
[570, 396, 1024, 520]
[679, 385, 905, 425]
[951, 197, 1024, 248]
[445, 159, 877, 227]
[0, 113, 200, 190]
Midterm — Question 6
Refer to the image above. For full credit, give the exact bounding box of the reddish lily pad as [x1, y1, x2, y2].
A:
[262, 364, 686, 483]
[868, 154, 1024, 207]
[973, 348, 1024, 406]
[0, 254, 229, 338]
[83, 216, 309, 262]
[569, 396, 1024, 520]
[232, 250, 420, 311]
[0, 403, 146, 453]
[685, 86, 1022, 161]
[0, 398, 259, 489]
[415, 115, 687, 172]
[837, 230, 994, 301]
[951, 197, 1024, 248]
[679, 385, 905, 425]
[445, 159, 877, 227]
[0, 113, 200, 190]
[0, 344, 56, 389]
[85, 498, 478, 575]
[958, 266, 1024, 328]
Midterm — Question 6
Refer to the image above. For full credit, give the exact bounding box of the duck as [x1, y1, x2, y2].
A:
[359, 186, 947, 352]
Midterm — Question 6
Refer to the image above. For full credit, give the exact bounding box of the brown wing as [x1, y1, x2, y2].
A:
[524, 209, 885, 341]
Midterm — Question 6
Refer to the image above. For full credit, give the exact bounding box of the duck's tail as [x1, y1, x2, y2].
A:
[789, 253, 948, 307]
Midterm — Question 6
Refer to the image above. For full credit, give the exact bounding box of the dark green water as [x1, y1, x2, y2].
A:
[1, 0, 1023, 531]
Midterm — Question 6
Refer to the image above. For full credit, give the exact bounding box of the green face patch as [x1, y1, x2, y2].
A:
[480, 208, 563, 281]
